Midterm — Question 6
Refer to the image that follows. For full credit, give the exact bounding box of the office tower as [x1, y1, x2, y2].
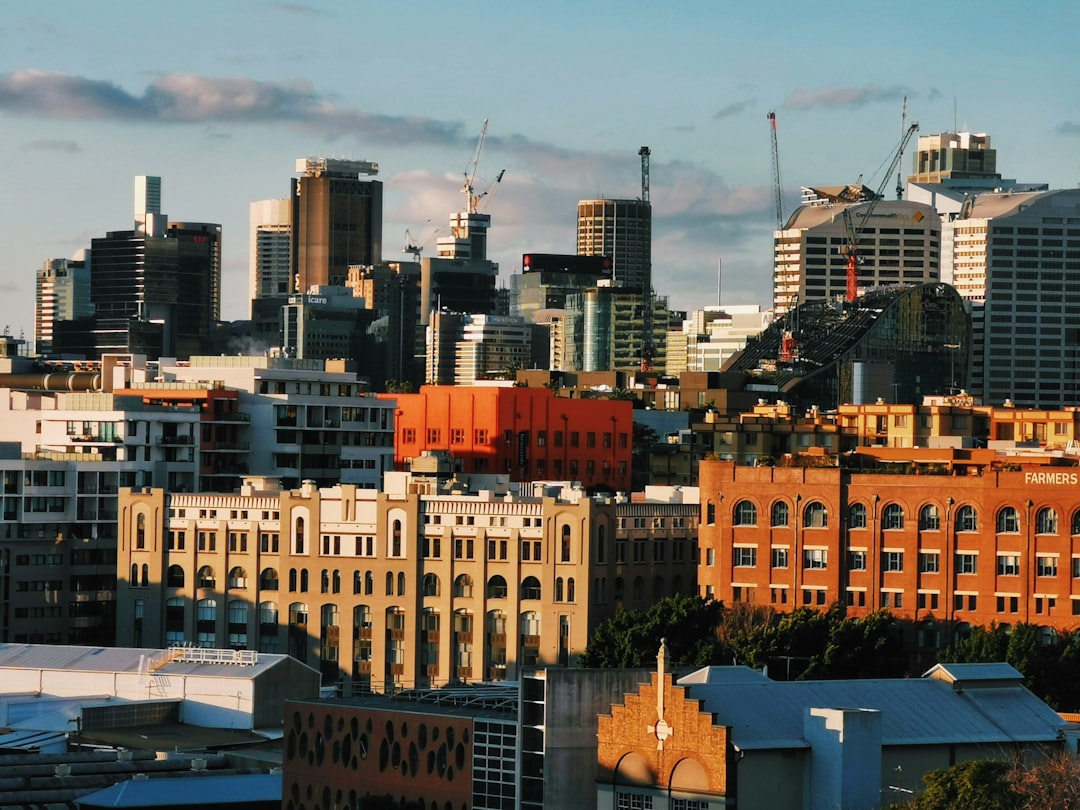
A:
[35, 252, 92, 356]
[576, 199, 651, 293]
[283, 285, 378, 368]
[292, 158, 383, 292]
[951, 188, 1080, 408]
[168, 221, 222, 359]
[348, 262, 423, 388]
[422, 312, 533, 385]
[510, 253, 612, 322]
[250, 198, 293, 304]
[134, 175, 163, 235]
[773, 193, 941, 316]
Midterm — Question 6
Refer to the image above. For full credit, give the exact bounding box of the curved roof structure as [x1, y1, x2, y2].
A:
[723, 283, 970, 409]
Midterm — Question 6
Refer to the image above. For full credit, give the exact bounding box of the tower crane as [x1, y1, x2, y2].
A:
[840, 122, 919, 302]
[767, 111, 784, 231]
[461, 118, 489, 214]
[403, 229, 423, 263]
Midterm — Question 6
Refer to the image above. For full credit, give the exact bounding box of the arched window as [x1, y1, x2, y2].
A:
[391, 519, 402, 557]
[997, 506, 1020, 534]
[771, 501, 789, 527]
[365, 571, 373, 595]
[141, 564, 149, 587]
[632, 576, 645, 601]
[652, 576, 663, 599]
[803, 501, 828, 529]
[521, 576, 541, 600]
[671, 574, 683, 596]
[167, 565, 185, 588]
[555, 577, 564, 602]
[260, 568, 279, 591]
[321, 569, 330, 594]
[136, 513, 146, 550]
[956, 505, 978, 532]
[423, 573, 440, 597]
[614, 576, 625, 601]
[385, 571, 394, 596]
[294, 516, 305, 554]
[560, 525, 571, 562]
[453, 574, 473, 598]
[130, 564, 138, 586]
[733, 500, 757, 526]
[487, 575, 508, 599]
[353, 571, 362, 595]
[196, 598, 217, 647]
[288, 568, 297, 592]
[228, 600, 249, 649]
[848, 503, 867, 530]
[228, 567, 247, 589]
[919, 504, 941, 531]
[597, 524, 606, 564]
[397, 572, 406, 597]
[567, 577, 576, 602]
[1037, 507, 1058, 535]
[882, 504, 904, 530]
[197, 565, 215, 589]
[1072, 510, 1080, 535]
[300, 569, 309, 592]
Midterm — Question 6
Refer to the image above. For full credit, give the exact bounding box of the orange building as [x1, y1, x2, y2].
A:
[385, 386, 633, 491]
[699, 456, 1080, 653]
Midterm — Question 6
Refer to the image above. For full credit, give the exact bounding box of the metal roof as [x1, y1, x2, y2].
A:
[0, 643, 291, 681]
[75, 772, 282, 808]
[676, 665, 1067, 751]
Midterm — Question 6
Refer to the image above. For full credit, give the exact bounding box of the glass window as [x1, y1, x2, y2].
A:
[771, 502, 789, 527]
[882, 504, 904, 530]
[956, 505, 978, 532]
[919, 504, 940, 531]
[996, 506, 1019, 534]
[848, 503, 867, 529]
[1036, 507, 1058, 535]
[733, 500, 757, 526]
[803, 502, 828, 529]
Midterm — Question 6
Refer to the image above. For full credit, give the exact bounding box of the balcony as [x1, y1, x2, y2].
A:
[157, 436, 194, 446]
[354, 661, 372, 674]
[456, 666, 472, 680]
[457, 632, 473, 644]
[522, 635, 541, 647]
[426, 665, 439, 677]
[425, 631, 440, 643]
[490, 633, 507, 646]
[357, 627, 372, 641]
[389, 628, 406, 641]
[389, 663, 405, 676]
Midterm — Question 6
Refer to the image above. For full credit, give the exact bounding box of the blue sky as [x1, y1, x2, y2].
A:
[2, 1, 1079, 340]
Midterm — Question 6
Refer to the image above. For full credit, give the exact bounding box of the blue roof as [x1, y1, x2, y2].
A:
[75, 773, 281, 808]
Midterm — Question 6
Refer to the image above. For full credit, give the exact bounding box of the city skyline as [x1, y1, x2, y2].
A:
[2, 1, 1079, 343]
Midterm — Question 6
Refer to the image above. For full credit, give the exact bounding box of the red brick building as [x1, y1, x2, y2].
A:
[699, 457, 1080, 649]
[384, 386, 633, 491]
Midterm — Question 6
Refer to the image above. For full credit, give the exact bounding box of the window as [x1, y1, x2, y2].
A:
[1038, 556, 1058, 577]
[560, 525, 571, 562]
[197, 566, 215, 589]
[997, 554, 1020, 576]
[521, 576, 541, 600]
[882, 504, 904, 530]
[423, 573, 440, 597]
[1037, 507, 1059, 535]
[848, 503, 867, 529]
[956, 553, 978, 574]
[771, 501, 789, 527]
[166, 565, 185, 588]
[772, 548, 788, 568]
[919, 552, 939, 573]
[956, 505, 978, 532]
[734, 547, 756, 567]
[883, 551, 903, 572]
[848, 550, 867, 571]
[453, 574, 473, 598]
[733, 500, 757, 526]
[803, 501, 828, 528]
[996, 506, 1019, 534]
[803, 549, 827, 569]
[1072, 510, 1080, 535]
[919, 504, 941, 531]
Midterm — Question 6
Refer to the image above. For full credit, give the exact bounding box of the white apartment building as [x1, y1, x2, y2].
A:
[668, 305, 774, 373]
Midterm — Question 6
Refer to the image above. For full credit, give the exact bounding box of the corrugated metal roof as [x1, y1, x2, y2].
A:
[0, 727, 67, 752]
[0, 643, 291, 681]
[677, 666, 1067, 751]
[75, 772, 281, 808]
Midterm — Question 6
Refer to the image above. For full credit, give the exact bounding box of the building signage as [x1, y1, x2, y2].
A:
[1024, 472, 1079, 485]
[518, 431, 529, 468]
[306, 296, 327, 305]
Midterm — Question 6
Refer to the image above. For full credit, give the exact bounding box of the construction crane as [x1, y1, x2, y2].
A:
[474, 168, 506, 212]
[767, 111, 784, 230]
[461, 118, 489, 214]
[895, 97, 908, 200]
[840, 122, 919, 302]
[639, 146, 654, 373]
[403, 229, 423, 263]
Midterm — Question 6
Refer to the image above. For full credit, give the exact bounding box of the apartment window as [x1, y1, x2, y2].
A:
[554, 431, 563, 447]
[537, 430, 546, 446]
[956, 505, 978, 532]
[848, 503, 867, 529]
[706, 548, 715, 566]
[996, 506, 1020, 534]
[771, 502, 789, 527]
[919, 504, 941, 531]
[474, 428, 488, 444]
[882, 504, 904, 530]
[998, 555, 1020, 576]
[586, 432, 596, 448]
[1037, 507, 1059, 535]
[771, 548, 788, 569]
[733, 547, 756, 567]
[956, 553, 978, 574]
[919, 552, 940, 573]
[402, 428, 416, 443]
[803, 502, 828, 529]
[450, 428, 465, 445]
[1037, 556, 1058, 577]
[883, 551, 903, 572]
[848, 550, 867, 571]
[733, 500, 757, 526]
[803, 549, 827, 570]
[570, 432, 579, 448]
[426, 428, 441, 444]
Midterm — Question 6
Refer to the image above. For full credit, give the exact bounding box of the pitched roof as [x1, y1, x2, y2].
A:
[75, 772, 282, 808]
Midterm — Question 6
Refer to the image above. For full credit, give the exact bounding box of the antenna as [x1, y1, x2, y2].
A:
[717, 259, 722, 307]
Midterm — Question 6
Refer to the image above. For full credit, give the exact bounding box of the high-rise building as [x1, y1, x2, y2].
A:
[250, 198, 293, 304]
[134, 175, 163, 235]
[292, 158, 383, 292]
[773, 194, 941, 316]
[908, 131, 999, 185]
[950, 188, 1080, 408]
[35, 252, 91, 356]
[422, 312, 534, 385]
[576, 199, 651, 293]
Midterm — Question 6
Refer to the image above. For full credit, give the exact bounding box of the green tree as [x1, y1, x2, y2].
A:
[579, 594, 723, 668]
[891, 759, 1018, 810]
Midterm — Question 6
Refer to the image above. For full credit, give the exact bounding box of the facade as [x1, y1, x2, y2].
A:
[424, 312, 534, 385]
[669, 305, 774, 375]
[773, 198, 940, 316]
[598, 651, 1072, 810]
[387, 386, 634, 491]
[347, 261, 424, 387]
[292, 158, 382, 292]
[577, 199, 651, 294]
[114, 470, 699, 693]
[509, 253, 613, 321]
[282, 285, 375, 364]
[248, 197, 293, 349]
[699, 455, 1080, 651]
[951, 188, 1080, 408]
[35, 253, 92, 357]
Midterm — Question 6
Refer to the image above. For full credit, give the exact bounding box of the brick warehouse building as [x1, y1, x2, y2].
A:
[699, 457, 1080, 655]
[383, 386, 633, 492]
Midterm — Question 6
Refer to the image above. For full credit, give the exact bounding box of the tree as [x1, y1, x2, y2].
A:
[1010, 750, 1080, 810]
[890, 759, 1018, 810]
[579, 594, 724, 669]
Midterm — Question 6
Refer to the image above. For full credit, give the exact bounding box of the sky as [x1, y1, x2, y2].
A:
[2, 0, 1079, 342]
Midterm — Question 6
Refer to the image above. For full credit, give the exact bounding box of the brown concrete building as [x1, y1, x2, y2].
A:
[115, 465, 698, 693]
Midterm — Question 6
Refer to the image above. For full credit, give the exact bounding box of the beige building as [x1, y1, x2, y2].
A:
[115, 461, 699, 694]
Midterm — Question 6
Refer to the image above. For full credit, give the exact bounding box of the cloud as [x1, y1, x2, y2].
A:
[1056, 121, 1080, 136]
[713, 98, 756, 120]
[926, 87, 942, 101]
[784, 84, 911, 110]
[267, 2, 329, 15]
[23, 138, 80, 152]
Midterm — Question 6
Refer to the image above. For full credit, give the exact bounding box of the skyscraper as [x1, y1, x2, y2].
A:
[250, 198, 293, 305]
[292, 158, 382, 292]
[35, 252, 91, 356]
[576, 199, 652, 293]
